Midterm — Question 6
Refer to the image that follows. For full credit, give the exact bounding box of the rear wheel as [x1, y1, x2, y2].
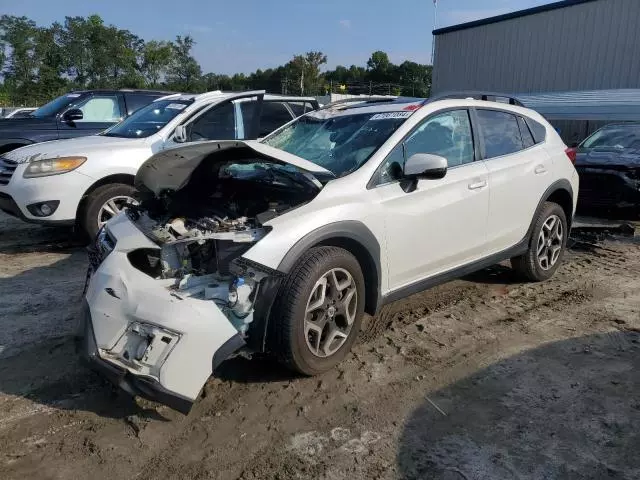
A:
[271, 246, 365, 375]
[80, 183, 137, 240]
[511, 201, 567, 281]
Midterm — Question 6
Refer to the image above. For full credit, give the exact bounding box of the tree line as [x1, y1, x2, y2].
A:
[0, 14, 432, 106]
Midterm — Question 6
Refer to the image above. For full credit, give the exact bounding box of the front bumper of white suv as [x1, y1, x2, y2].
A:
[0, 158, 93, 225]
[78, 212, 246, 413]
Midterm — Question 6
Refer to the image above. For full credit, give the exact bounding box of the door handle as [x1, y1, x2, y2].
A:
[534, 164, 547, 174]
[468, 179, 487, 190]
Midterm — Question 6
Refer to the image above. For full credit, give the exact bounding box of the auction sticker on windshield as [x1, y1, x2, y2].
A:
[166, 103, 187, 110]
[370, 112, 413, 120]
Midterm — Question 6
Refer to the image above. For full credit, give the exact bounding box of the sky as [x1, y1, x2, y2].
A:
[0, 0, 551, 74]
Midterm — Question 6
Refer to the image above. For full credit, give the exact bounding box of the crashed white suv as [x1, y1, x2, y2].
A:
[80, 93, 579, 412]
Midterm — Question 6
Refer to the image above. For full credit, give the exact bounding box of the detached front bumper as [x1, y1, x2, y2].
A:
[81, 212, 246, 412]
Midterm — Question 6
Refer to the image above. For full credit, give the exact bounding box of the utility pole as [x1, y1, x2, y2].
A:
[431, 0, 438, 66]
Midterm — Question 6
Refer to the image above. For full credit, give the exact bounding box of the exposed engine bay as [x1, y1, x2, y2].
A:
[121, 150, 322, 338]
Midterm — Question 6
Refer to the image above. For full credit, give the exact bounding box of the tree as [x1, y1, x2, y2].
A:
[166, 35, 201, 91]
[34, 23, 66, 99]
[141, 40, 174, 87]
[366, 50, 391, 82]
[59, 16, 92, 86]
[0, 14, 434, 106]
[0, 15, 40, 99]
[395, 60, 432, 97]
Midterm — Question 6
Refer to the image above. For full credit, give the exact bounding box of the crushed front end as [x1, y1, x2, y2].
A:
[78, 142, 326, 412]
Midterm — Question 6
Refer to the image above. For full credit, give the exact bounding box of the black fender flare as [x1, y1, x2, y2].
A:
[277, 220, 383, 316]
[525, 179, 574, 244]
[247, 221, 383, 353]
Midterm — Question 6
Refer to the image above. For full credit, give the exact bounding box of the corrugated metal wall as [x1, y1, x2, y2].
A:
[432, 0, 640, 94]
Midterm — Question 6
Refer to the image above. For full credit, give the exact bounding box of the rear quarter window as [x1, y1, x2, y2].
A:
[524, 117, 547, 144]
[287, 101, 317, 117]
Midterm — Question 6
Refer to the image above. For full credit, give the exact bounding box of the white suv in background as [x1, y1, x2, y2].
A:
[0, 91, 318, 238]
[80, 93, 578, 412]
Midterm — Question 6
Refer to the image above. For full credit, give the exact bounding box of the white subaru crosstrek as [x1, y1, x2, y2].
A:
[0, 91, 318, 238]
[79, 93, 579, 412]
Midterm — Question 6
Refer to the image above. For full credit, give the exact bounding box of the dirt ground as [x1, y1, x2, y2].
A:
[0, 211, 639, 480]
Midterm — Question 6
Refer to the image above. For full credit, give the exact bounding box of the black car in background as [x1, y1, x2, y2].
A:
[0, 89, 172, 154]
[574, 123, 640, 215]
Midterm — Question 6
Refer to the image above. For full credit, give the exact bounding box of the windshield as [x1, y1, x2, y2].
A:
[102, 99, 193, 138]
[31, 93, 82, 118]
[262, 111, 408, 177]
[580, 125, 640, 150]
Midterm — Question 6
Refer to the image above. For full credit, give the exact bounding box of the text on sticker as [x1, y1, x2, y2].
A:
[370, 112, 413, 120]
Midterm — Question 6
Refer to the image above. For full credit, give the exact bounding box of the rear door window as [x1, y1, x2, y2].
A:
[476, 110, 524, 159]
[187, 101, 236, 140]
[258, 102, 294, 137]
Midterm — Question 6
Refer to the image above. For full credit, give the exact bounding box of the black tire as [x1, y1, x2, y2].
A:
[80, 183, 136, 240]
[511, 201, 568, 282]
[270, 246, 365, 375]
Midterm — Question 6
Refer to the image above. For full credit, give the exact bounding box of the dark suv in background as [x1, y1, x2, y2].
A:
[574, 122, 640, 215]
[0, 89, 172, 154]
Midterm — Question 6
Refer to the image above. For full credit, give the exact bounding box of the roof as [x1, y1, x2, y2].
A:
[433, 0, 598, 35]
[69, 89, 175, 95]
[517, 89, 640, 121]
[310, 96, 426, 117]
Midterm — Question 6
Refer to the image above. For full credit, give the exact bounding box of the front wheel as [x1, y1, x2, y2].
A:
[511, 201, 568, 282]
[79, 183, 137, 240]
[271, 246, 365, 375]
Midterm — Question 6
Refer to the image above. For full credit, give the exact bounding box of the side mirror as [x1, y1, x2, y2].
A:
[174, 124, 188, 143]
[63, 108, 83, 122]
[404, 153, 448, 180]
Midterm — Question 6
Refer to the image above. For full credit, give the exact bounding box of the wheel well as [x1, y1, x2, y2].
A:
[546, 188, 574, 228]
[315, 236, 379, 316]
[76, 174, 136, 217]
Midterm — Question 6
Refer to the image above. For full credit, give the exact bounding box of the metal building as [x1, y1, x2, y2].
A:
[431, 0, 640, 95]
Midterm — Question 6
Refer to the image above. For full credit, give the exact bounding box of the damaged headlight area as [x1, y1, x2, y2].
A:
[124, 205, 283, 338]
[88, 225, 116, 270]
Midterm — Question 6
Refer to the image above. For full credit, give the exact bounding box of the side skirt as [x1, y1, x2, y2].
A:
[380, 238, 528, 307]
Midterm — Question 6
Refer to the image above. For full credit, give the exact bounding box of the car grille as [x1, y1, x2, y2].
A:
[0, 157, 17, 186]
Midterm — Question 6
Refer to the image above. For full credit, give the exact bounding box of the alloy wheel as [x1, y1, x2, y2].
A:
[304, 267, 358, 358]
[537, 214, 563, 270]
[97, 196, 137, 228]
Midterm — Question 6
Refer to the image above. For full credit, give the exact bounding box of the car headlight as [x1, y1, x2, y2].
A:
[23, 156, 87, 178]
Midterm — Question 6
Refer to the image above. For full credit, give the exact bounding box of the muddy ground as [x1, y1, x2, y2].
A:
[0, 211, 639, 480]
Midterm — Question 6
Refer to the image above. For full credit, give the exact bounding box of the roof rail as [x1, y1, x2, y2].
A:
[320, 96, 397, 110]
[428, 91, 524, 107]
